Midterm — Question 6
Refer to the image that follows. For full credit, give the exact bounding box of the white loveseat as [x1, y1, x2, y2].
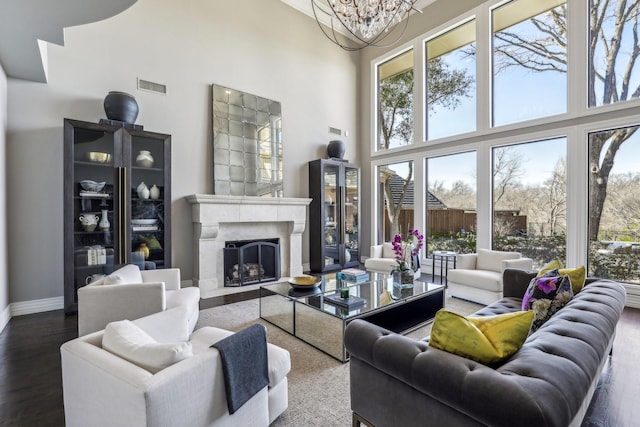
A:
[447, 249, 533, 305]
[78, 264, 200, 336]
[364, 243, 421, 278]
[61, 308, 291, 427]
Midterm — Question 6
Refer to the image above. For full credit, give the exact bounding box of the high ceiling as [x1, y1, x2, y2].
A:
[0, 0, 137, 82]
[0, 0, 434, 83]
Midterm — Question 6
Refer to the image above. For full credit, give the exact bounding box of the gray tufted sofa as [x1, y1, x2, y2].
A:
[344, 269, 626, 427]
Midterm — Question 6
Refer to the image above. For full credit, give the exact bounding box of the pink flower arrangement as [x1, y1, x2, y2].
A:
[391, 228, 424, 272]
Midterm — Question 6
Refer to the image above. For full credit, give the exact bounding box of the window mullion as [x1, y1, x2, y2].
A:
[476, 4, 492, 133]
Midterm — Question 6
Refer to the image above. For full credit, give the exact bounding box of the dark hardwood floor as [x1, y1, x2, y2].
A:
[0, 292, 638, 426]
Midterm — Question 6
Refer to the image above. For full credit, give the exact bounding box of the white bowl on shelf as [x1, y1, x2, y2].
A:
[79, 180, 106, 192]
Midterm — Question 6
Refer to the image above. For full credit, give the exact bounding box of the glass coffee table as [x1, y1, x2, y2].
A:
[260, 273, 445, 362]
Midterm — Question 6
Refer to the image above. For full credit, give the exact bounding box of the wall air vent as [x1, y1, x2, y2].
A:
[137, 78, 167, 94]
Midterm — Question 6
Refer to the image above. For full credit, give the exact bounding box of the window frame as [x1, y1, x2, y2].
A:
[368, 0, 640, 284]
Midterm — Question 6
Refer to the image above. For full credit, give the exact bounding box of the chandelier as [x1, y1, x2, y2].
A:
[311, 0, 420, 51]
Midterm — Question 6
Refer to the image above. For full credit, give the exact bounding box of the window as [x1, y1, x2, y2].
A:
[425, 20, 476, 140]
[426, 152, 477, 254]
[589, 0, 640, 107]
[492, 138, 567, 266]
[492, 0, 567, 126]
[378, 50, 414, 151]
[588, 125, 640, 283]
[377, 161, 414, 241]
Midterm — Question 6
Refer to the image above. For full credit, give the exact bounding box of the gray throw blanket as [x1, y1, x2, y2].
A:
[211, 324, 269, 414]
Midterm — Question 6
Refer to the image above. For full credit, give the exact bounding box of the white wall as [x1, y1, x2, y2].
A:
[0, 63, 8, 329]
[6, 0, 358, 303]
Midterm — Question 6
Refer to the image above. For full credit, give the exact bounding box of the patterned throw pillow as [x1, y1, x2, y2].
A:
[537, 262, 586, 294]
[522, 274, 573, 332]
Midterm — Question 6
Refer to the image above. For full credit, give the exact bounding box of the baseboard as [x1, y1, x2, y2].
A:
[11, 296, 64, 316]
[0, 304, 11, 334]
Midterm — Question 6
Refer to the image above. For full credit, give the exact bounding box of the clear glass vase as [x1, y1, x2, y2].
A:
[392, 269, 415, 289]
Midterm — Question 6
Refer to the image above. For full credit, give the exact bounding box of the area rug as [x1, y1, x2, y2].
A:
[196, 295, 484, 427]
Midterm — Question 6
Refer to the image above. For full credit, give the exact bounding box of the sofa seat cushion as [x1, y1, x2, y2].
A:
[364, 257, 398, 272]
[189, 326, 291, 388]
[476, 249, 521, 272]
[473, 297, 523, 317]
[447, 269, 503, 291]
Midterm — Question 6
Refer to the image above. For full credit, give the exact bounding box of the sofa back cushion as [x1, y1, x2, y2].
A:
[102, 264, 143, 285]
[476, 249, 521, 272]
[382, 242, 395, 259]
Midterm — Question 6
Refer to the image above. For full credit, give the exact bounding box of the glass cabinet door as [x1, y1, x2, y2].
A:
[68, 123, 122, 309]
[344, 166, 359, 265]
[323, 163, 340, 269]
[126, 131, 171, 270]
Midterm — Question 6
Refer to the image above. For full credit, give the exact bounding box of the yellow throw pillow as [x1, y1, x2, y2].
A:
[429, 309, 534, 365]
[537, 260, 586, 294]
[537, 259, 563, 275]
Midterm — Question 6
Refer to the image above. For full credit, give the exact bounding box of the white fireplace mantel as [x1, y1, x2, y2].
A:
[186, 194, 311, 298]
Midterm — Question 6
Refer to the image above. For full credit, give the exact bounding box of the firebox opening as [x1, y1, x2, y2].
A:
[223, 238, 281, 286]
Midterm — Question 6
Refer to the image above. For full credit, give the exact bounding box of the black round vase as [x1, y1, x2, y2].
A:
[104, 91, 139, 124]
[327, 140, 346, 159]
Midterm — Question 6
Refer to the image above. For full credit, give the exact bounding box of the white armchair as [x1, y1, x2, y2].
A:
[447, 249, 533, 305]
[61, 308, 291, 427]
[78, 264, 200, 336]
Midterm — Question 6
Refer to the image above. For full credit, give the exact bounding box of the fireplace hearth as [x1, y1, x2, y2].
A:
[224, 238, 280, 286]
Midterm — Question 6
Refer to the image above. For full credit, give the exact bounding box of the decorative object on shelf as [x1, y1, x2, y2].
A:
[327, 140, 346, 159]
[137, 242, 150, 260]
[84, 152, 112, 164]
[344, 248, 351, 263]
[149, 184, 160, 200]
[136, 182, 150, 199]
[390, 228, 424, 288]
[79, 180, 106, 193]
[79, 214, 99, 232]
[99, 209, 110, 231]
[136, 150, 154, 168]
[311, 0, 420, 51]
[103, 91, 139, 124]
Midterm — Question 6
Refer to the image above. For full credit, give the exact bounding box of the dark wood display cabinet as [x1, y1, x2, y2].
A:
[309, 159, 360, 273]
[63, 119, 171, 314]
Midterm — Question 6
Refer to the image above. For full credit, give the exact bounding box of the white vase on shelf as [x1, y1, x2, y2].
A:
[137, 182, 150, 199]
[149, 184, 160, 200]
[136, 150, 154, 168]
[99, 209, 110, 231]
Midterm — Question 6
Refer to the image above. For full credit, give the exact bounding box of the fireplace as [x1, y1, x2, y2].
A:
[186, 194, 311, 298]
[224, 238, 281, 286]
